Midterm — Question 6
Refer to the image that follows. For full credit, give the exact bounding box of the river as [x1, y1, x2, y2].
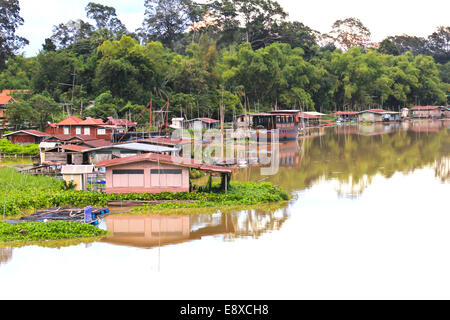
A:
[0, 120, 449, 299]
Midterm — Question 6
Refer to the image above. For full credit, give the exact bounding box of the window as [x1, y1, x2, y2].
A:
[112, 170, 144, 188]
[113, 170, 144, 175]
[63, 126, 69, 135]
[150, 169, 183, 175]
[150, 168, 183, 187]
[97, 128, 106, 135]
[75, 127, 81, 135]
[84, 127, 91, 135]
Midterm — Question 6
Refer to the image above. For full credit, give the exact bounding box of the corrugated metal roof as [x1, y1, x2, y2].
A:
[95, 153, 233, 174]
[61, 165, 94, 174]
[87, 142, 177, 153]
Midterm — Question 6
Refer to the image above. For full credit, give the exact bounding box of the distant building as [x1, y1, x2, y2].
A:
[358, 109, 400, 122]
[334, 111, 359, 122]
[410, 106, 443, 119]
[184, 118, 219, 130]
[3, 130, 49, 145]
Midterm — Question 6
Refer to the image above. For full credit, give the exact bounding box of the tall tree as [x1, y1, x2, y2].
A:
[51, 19, 95, 49]
[85, 2, 127, 34]
[427, 26, 450, 64]
[0, 0, 28, 71]
[139, 0, 203, 48]
[207, 0, 288, 49]
[330, 17, 371, 51]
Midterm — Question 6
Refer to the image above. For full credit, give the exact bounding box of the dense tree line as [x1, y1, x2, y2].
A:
[0, 0, 448, 130]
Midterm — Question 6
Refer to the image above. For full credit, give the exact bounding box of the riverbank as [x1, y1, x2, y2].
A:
[0, 167, 290, 217]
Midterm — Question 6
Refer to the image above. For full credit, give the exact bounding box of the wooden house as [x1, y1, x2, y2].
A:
[95, 153, 233, 194]
[45, 116, 136, 141]
[3, 130, 49, 144]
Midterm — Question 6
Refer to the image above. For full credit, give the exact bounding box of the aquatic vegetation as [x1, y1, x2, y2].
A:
[134, 182, 290, 213]
[0, 139, 39, 156]
[0, 221, 110, 243]
[0, 167, 290, 217]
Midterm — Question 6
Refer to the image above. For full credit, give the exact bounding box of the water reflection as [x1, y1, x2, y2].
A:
[102, 205, 289, 249]
[0, 247, 12, 265]
[234, 120, 450, 197]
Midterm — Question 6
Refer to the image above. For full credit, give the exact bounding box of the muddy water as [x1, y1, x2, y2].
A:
[0, 120, 449, 299]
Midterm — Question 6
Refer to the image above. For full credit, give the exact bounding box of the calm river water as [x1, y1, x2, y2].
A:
[1, 120, 449, 299]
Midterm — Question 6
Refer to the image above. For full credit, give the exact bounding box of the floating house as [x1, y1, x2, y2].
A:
[410, 106, 445, 119]
[4, 130, 49, 145]
[235, 111, 299, 140]
[334, 111, 359, 122]
[358, 109, 400, 122]
[95, 153, 233, 194]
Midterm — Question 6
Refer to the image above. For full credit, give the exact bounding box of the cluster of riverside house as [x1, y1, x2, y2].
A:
[2, 112, 231, 194]
[334, 106, 450, 122]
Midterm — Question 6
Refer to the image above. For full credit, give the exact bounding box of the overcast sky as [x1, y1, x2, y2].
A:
[17, 0, 449, 57]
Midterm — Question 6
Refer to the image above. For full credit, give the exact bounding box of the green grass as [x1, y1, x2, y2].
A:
[0, 221, 110, 243]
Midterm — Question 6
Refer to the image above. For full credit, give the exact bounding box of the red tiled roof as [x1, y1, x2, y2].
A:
[55, 116, 83, 126]
[0, 95, 14, 105]
[60, 145, 91, 152]
[95, 153, 233, 173]
[80, 117, 104, 125]
[189, 118, 219, 123]
[335, 111, 359, 115]
[4, 130, 49, 137]
[81, 139, 112, 148]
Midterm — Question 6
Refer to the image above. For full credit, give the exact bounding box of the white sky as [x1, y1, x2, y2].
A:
[16, 0, 450, 57]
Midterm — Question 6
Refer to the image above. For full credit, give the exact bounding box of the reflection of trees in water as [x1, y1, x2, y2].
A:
[332, 175, 372, 199]
[225, 206, 290, 240]
[434, 157, 450, 182]
[234, 125, 450, 196]
[0, 247, 13, 265]
[189, 203, 290, 240]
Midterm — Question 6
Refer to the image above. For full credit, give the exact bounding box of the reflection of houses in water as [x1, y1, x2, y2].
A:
[411, 120, 447, 133]
[358, 123, 401, 136]
[102, 207, 289, 248]
[0, 247, 13, 265]
[332, 175, 371, 199]
[333, 123, 401, 136]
